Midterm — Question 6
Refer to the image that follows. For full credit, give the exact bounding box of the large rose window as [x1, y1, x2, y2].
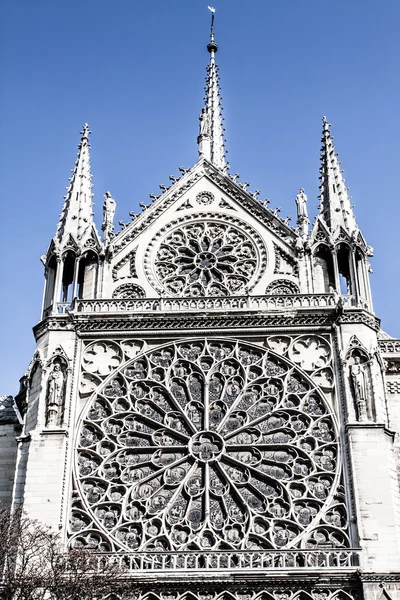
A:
[151, 221, 262, 297]
[71, 339, 349, 552]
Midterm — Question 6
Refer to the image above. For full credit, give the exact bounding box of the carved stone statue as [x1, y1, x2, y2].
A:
[46, 363, 65, 426]
[295, 188, 310, 238]
[102, 191, 116, 242]
[295, 188, 308, 219]
[199, 107, 210, 137]
[350, 355, 368, 421]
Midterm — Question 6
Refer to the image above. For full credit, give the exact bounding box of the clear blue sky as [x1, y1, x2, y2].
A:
[1, 0, 399, 394]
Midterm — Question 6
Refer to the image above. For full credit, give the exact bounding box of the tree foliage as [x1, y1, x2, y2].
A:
[0, 508, 135, 600]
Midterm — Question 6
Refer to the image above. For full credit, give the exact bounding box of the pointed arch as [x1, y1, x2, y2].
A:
[336, 242, 353, 296]
[60, 249, 77, 302]
[312, 244, 335, 293]
[331, 591, 357, 600]
[77, 249, 99, 299]
[255, 592, 275, 600]
[180, 592, 201, 600]
[292, 592, 313, 600]
[344, 335, 369, 361]
[215, 591, 236, 600]
[142, 593, 162, 600]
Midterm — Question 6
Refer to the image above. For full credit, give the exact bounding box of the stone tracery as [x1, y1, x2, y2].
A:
[71, 338, 348, 552]
[152, 220, 262, 297]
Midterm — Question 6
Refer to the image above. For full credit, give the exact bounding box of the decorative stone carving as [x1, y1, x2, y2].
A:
[152, 220, 261, 297]
[102, 191, 116, 244]
[289, 336, 331, 371]
[265, 280, 300, 296]
[295, 189, 308, 220]
[46, 362, 66, 426]
[112, 248, 138, 282]
[349, 354, 368, 421]
[71, 337, 348, 552]
[90, 590, 360, 600]
[82, 342, 123, 377]
[112, 284, 146, 300]
[196, 191, 214, 205]
[274, 246, 298, 277]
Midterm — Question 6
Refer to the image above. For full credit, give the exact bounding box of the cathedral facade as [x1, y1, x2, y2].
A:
[5, 12, 400, 600]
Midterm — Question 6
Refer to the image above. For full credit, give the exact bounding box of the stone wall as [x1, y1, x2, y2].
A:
[0, 396, 21, 506]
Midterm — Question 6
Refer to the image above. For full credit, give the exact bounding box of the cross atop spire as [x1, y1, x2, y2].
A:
[197, 7, 227, 170]
[318, 116, 357, 236]
[55, 124, 95, 248]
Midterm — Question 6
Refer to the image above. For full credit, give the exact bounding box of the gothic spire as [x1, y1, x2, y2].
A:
[318, 116, 357, 235]
[197, 7, 227, 170]
[55, 124, 94, 247]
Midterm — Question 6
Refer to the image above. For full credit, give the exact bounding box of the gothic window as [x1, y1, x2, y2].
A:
[313, 246, 335, 294]
[77, 251, 99, 299]
[337, 244, 352, 296]
[148, 218, 265, 297]
[72, 338, 348, 552]
[43, 255, 57, 313]
[61, 251, 76, 302]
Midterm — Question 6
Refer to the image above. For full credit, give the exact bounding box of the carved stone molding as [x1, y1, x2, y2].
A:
[265, 280, 300, 296]
[112, 248, 138, 281]
[112, 173, 203, 255]
[113, 284, 146, 300]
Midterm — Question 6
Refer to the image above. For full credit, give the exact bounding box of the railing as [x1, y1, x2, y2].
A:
[379, 339, 400, 354]
[43, 303, 72, 318]
[70, 294, 337, 315]
[342, 295, 369, 310]
[93, 549, 360, 573]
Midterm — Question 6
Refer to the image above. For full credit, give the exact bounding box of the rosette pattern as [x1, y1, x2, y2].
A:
[71, 339, 349, 552]
[153, 222, 259, 297]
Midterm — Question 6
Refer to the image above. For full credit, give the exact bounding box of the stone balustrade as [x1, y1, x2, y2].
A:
[69, 294, 337, 315]
[379, 339, 400, 354]
[94, 548, 360, 573]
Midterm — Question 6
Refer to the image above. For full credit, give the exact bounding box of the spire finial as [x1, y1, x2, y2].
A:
[198, 7, 226, 170]
[81, 123, 91, 141]
[318, 116, 357, 235]
[208, 6, 217, 52]
[55, 124, 96, 246]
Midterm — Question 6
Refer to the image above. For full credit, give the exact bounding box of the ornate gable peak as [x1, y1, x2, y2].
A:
[42, 239, 57, 265]
[332, 225, 353, 245]
[310, 214, 332, 246]
[355, 229, 370, 254]
[61, 233, 80, 255]
[83, 225, 101, 254]
[344, 335, 370, 360]
[110, 162, 203, 256]
[110, 158, 297, 258]
[202, 160, 297, 244]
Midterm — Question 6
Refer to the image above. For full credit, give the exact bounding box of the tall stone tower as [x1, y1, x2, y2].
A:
[11, 11, 400, 600]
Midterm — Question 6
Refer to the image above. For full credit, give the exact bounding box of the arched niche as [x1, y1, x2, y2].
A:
[61, 250, 77, 302]
[77, 250, 99, 299]
[346, 348, 375, 422]
[312, 245, 335, 293]
[355, 247, 368, 304]
[43, 254, 57, 314]
[336, 243, 353, 296]
[45, 356, 68, 428]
